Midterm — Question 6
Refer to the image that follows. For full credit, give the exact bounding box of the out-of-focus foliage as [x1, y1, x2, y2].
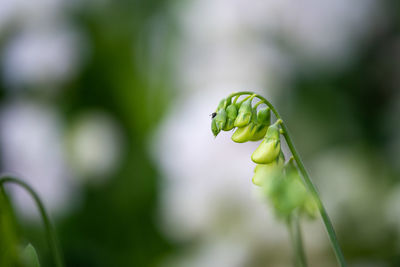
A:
[52, 1, 175, 266]
[0, 187, 20, 266]
[21, 244, 41, 267]
[0, 0, 176, 266]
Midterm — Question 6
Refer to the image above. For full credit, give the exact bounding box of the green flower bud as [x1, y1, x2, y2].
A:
[234, 98, 253, 127]
[21, 243, 41, 267]
[252, 153, 285, 187]
[283, 157, 298, 177]
[231, 124, 253, 143]
[223, 104, 238, 131]
[211, 118, 220, 137]
[224, 120, 235, 131]
[258, 157, 305, 218]
[249, 125, 268, 141]
[248, 107, 270, 141]
[279, 177, 308, 216]
[251, 139, 280, 164]
[215, 109, 227, 131]
[251, 121, 281, 164]
[217, 98, 231, 111]
[265, 120, 280, 139]
[234, 101, 241, 110]
[303, 195, 318, 219]
[283, 158, 318, 218]
[257, 107, 271, 125]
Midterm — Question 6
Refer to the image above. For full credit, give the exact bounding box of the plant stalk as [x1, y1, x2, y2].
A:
[0, 175, 64, 267]
[288, 210, 307, 267]
[227, 91, 346, 267]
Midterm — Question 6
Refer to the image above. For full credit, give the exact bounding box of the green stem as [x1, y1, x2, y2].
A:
[253, 100, 265, 109]
[237, 94, 255, 105]
[233, 95, 240, 104]
[227, 91, 346, 267]
[288, 211, 307, 267]
[0, 175, 64, 267]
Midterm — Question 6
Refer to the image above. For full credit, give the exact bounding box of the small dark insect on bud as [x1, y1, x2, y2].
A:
[211, 112, 217, 119]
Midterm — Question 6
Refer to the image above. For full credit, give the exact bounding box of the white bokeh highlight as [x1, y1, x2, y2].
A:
[2, 25, 83, 90]
[0, 100, 75, 219]
[67, 111, 123, 182]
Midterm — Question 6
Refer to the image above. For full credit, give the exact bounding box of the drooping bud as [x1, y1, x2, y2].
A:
[265, 120, 280, 139]
[231, 124, 253, 143]
[234, 98, 253, 127]
[211, 118, 220, 137]
[249, 125, 268, 141]
[283, 157, 318, 218]
[251, 121, 281, 164]
[251, 138, 280, 164]
[217, 98, 231, 111]
[303, 195, 318, 219]
[283, 157, 298, 177]
[257, 107, 271, 125]
[21, 244, 41, 267]
[252, 152, 285, 187]
[249, 107, 270, 141]
[279, 176, 308, 217]
[223, 104, 238, 131]
[214, 109, 227, 131]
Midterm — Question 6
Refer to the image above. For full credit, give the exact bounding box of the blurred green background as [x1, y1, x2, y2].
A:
[1, 0, 400, 266]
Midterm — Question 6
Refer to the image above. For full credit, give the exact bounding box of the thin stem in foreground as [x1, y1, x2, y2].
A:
[226, 92, 346, 267]
[288, 210, 307, 267]
[0, 175, 64, 267]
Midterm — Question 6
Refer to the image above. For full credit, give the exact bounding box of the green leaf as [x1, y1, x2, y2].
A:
[21, 244, 41, 267]
[0, 187, 20, 267]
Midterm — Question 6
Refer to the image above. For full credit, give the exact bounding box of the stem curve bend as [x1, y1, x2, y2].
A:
[0, 175, 64, 267]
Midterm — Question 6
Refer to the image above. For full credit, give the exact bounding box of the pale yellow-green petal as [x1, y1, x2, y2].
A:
[234, 99, 252, 127]
[234, 112, 252, 127]
[252, 163, 275, 187]
[231, 124, 252, 143]
[252, 156, 284, 187]
[251, 139, 281, 164]
[249, 124, 268, 141]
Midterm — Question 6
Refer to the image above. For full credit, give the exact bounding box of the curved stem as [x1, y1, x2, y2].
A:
[0, 175, 64, 267]
[237, 94, 254, 105]
[288, 210, 307, 267]
[227, 92, 346, 267]
[233, 95, 240, 104]
[253, 100, 265, 109]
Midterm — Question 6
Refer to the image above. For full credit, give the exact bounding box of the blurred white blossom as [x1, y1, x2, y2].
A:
[0, 0, 67, 29]
[163, 238, 249, 267]
[176, 0, 383, 98]
[2, 25, 83, 90]
[311, 147, 392, 248]
[67, 112, 123, 183]
[0, 100, 75, 218]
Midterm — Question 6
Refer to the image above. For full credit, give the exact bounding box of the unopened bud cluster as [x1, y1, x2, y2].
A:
[212, 95, 271, 142]
[211, 94, 316, 219]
